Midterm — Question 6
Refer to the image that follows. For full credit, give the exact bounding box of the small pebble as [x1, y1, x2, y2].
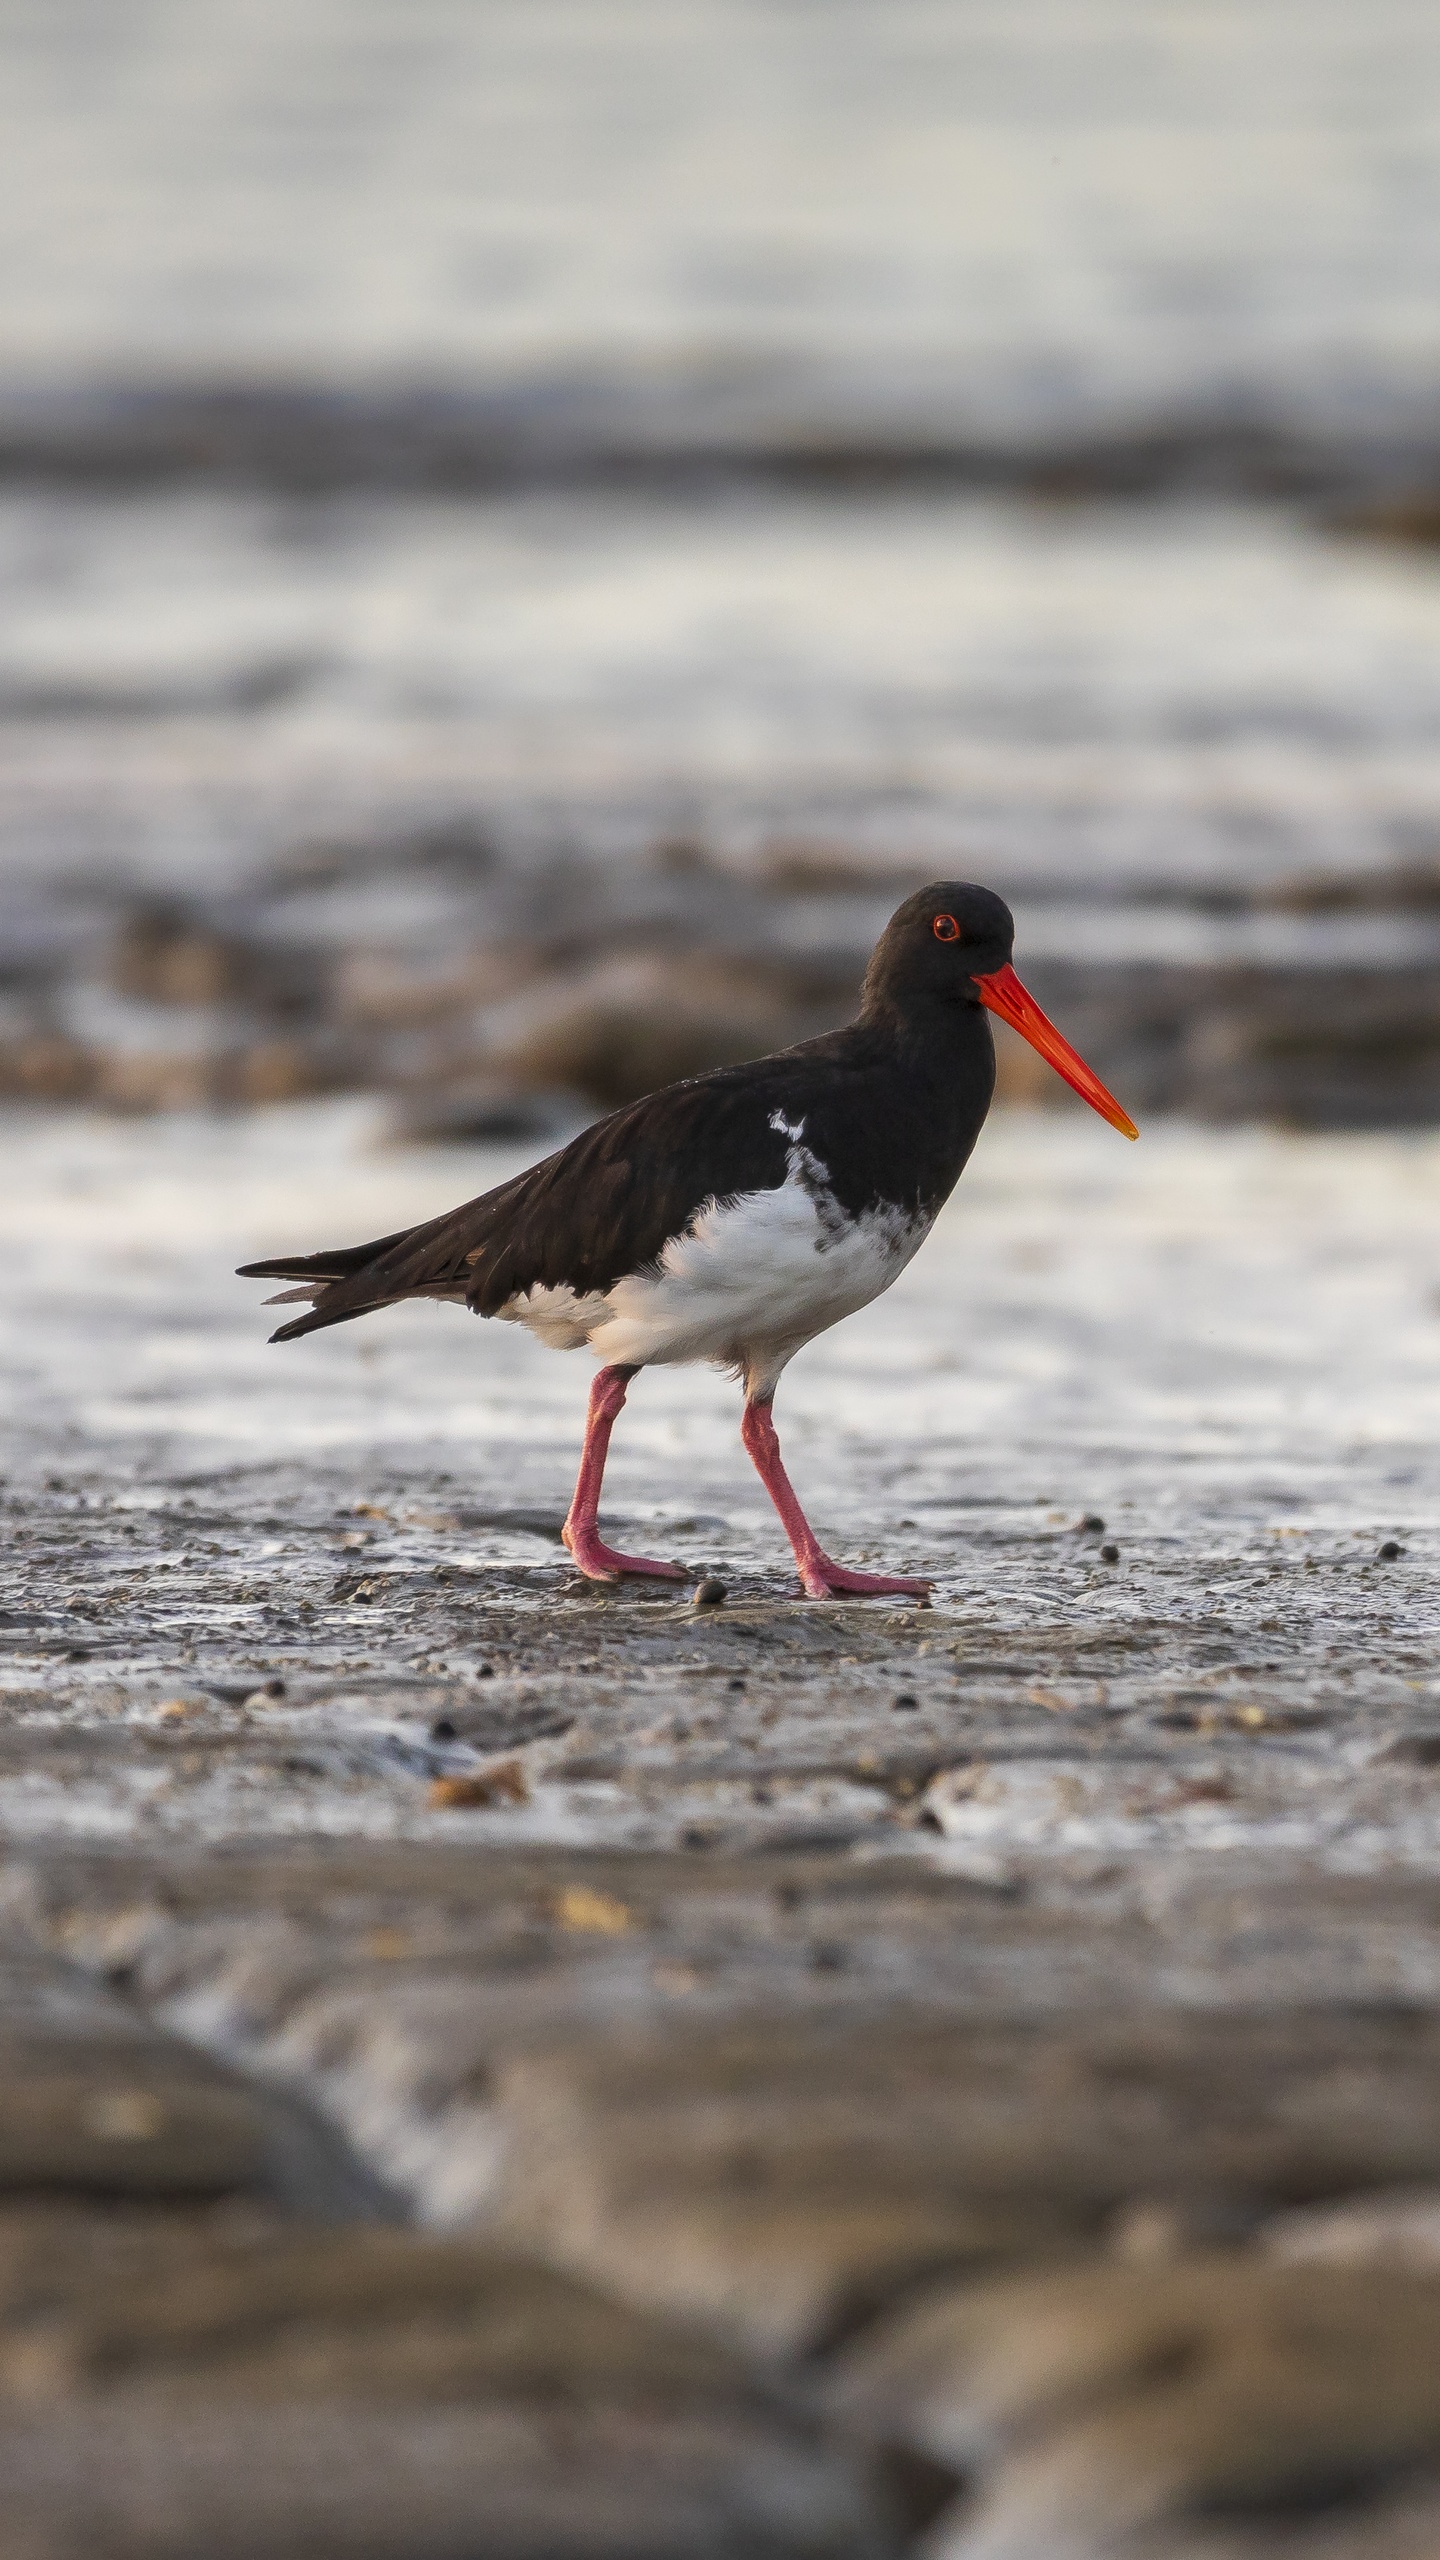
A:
[692, 1577, 727, 1609]
[1377, 1540, 1404, 1562]
[240, 1681, 287, 1709]
[1079, 1514, 1106, 1533]
[82, 2089, 168, 2143]
[430, 1716, 457, 1740]
[554, 1884, 632, 1934]
[893, 1691, 919, 1711]
[1100, 1543, 1120, 1564]
[429, 1759, 528, 1810]
[476, 1663, 495, 1679]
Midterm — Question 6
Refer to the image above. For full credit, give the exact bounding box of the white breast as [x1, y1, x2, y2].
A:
[496, 1125, 930, 1398]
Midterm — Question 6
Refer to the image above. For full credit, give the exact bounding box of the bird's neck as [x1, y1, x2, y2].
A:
[855, 986, 991, 1076]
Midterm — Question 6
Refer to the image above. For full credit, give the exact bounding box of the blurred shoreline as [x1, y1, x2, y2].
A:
[4, 476, 1440, 1133]
[6, 807, 1440, 1134]
[5, 0, 1440, 1135]
[7, 373, 1440, 532]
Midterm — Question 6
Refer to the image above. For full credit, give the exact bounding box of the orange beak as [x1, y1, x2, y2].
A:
[975, 963, 1138, 1139]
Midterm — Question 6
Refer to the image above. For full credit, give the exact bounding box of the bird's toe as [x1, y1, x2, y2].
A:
[800, 1558, 932, 1601]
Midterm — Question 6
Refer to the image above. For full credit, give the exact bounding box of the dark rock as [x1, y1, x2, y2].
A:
[478, 952, 843, 1108]
[1261, 860, 1440, 915]
[384, 1079, 592, 1147]
[109, 898, 325, 1021]
[0, 1032, 96, 1103]
[438, 1705, 572, 1751]
[1330, 491, 1440, 549]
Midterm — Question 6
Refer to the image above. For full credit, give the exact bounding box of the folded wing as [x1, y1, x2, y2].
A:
[237, 1071, 796, 1342]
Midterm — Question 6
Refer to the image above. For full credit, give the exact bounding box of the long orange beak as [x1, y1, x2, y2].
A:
[975, 963, 1138, 1139]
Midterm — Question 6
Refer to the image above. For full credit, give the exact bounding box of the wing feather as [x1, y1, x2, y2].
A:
[237, 1069, 796, 1342]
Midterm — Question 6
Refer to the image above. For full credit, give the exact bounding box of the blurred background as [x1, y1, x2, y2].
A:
[4, 0, 1440, 1140]
[9, 22, 1440, 2549]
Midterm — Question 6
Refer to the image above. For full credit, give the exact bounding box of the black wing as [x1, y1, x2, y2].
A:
[238, 1060, 806, 1342]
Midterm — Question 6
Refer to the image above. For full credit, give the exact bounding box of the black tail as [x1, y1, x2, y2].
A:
[238, 1152, 546, 1344]
[236, 1226, 419, 1342]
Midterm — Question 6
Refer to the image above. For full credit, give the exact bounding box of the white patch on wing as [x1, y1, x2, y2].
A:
[495, 1139, 930, 1395]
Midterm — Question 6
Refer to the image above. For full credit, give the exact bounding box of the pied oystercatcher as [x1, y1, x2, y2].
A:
[240, 884, 1136, 1598]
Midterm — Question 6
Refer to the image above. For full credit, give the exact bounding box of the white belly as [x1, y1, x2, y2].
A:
[497, 1152, 929, 1398]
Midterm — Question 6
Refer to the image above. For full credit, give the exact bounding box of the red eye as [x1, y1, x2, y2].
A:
[933, 913, 961, 942]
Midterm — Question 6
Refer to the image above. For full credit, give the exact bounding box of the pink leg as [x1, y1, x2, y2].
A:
[562, 1365, 687, 1584]
[740, 1399, 932, 1601]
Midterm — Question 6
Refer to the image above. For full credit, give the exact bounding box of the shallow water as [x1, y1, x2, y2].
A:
[6, 488, 1440, 931]
[6, 0, 1440, 442]
[4, 4, 1440, 1105]
[4, 1098, 1434, 1583]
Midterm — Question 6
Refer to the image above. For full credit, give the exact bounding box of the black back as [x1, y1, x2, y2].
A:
[240, 880, 1012, 1339]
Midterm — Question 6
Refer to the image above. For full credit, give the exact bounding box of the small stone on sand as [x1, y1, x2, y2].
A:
[428, 1760, 529, 1810]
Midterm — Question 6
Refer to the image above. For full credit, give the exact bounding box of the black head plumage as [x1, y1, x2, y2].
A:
[859, 882, 1015, 1026]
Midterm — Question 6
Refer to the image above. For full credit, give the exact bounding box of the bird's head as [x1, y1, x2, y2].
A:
[862, 881, 1138, 1139]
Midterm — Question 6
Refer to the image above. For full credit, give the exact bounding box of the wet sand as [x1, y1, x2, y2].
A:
[2, 1102, 1438, 2553]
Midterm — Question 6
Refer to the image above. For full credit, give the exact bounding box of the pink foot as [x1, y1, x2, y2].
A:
[561, 1522, 687, 1585]
[561, 1365, 688, 1583]
[797, 1555, 933, 1602]
[739, 1397, 931, 1603]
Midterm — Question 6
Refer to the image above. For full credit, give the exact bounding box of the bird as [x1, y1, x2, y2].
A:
[239, 883, 1136, 1599]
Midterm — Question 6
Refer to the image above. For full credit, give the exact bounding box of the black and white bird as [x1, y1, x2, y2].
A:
[240, 883, 1136, 1598]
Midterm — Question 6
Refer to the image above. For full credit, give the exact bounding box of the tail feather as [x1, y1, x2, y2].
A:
[266, 1294, 398, 1344]
[238, 1151, 542, 1345]
[237, 1224, 421, 1343]
[236, 1226, 414, 1286]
